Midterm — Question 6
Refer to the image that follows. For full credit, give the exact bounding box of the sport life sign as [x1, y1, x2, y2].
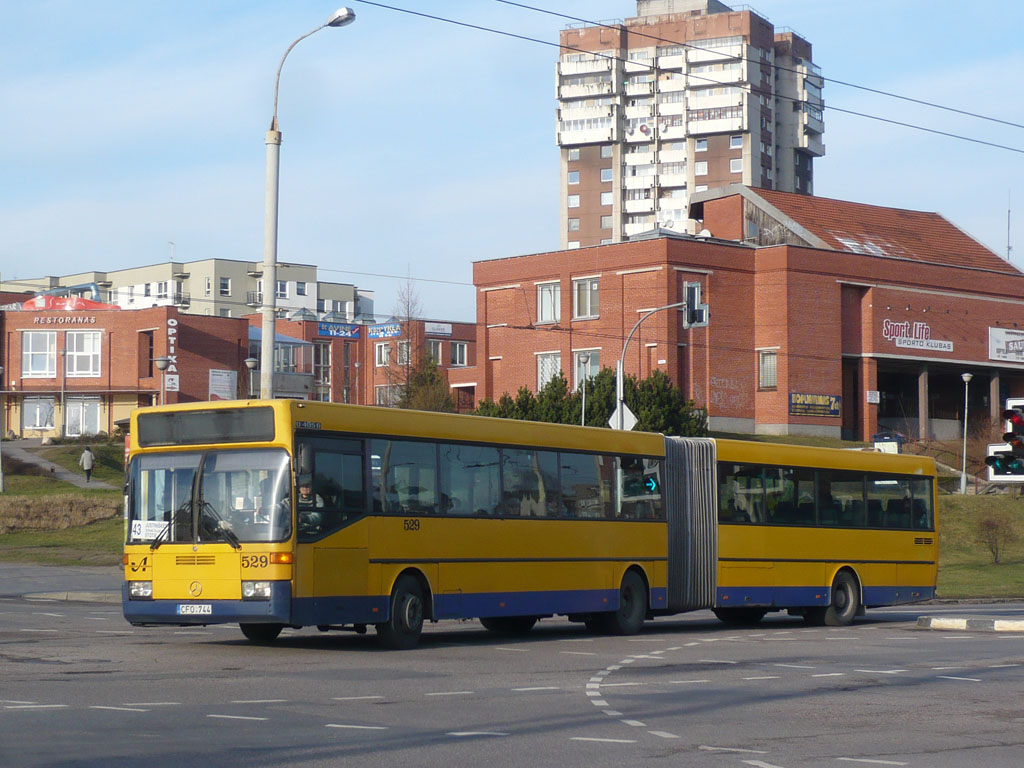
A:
[789, 393, 841, 418]
[882, 319, 953, 352]
[989, 327, 1024, 363]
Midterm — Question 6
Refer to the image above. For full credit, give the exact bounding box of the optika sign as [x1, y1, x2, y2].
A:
[882, 319, 953, 352]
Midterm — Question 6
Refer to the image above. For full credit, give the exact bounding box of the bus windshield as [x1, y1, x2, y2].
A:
[128, 448, 292, 545]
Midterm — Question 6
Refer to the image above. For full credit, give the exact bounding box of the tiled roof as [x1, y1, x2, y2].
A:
[753, 189, 1018, 274]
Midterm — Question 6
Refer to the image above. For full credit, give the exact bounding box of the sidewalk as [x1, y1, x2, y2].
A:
[917, 615, 1024, 632]
[0, 563, 122, 604]
[3, 438, 116, 489]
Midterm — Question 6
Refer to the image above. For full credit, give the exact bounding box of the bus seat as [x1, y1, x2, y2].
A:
[797, 502, 815, 524]
[773, 501, 794, 523]
[867, 500, 883, 527]
[911, 498, 929, 528]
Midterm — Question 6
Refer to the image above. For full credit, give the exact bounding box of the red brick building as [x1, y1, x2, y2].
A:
[449, 186, 1024, 441]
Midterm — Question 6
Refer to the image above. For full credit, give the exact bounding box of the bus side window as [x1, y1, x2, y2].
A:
[371, 438, 437, 515]
[440, 443, 500, 517]
[559, 452, 611, 519]
[500, 448, 559, 518]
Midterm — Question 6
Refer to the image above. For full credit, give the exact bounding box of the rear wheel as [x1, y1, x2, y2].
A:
[376, 574, 425, 650]
[805, 571, 860, 626]
[713, 607, 768, 626]
[480, 616, 538, 634]
[239, 623, 283, 643]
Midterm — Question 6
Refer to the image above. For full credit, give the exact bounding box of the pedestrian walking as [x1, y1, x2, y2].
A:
[79, 446, 95, 482]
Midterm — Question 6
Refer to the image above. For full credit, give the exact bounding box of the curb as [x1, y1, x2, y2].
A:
[917, 616, 1024, 632]
[24, 591, 121, 605]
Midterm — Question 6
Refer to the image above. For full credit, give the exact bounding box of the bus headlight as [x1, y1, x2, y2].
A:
[129, 581, 153, 599]
[242, 581, 272, 600]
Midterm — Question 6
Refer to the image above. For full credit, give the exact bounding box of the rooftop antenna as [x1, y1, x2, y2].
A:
[168, 241, 175, 261]
[1008, 191, 1013, 261]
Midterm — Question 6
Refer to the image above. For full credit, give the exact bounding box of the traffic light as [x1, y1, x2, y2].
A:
[985, 408, 1024, 476]
[684, 282, 709, 328]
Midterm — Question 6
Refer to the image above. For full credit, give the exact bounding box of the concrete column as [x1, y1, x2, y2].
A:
[860, 358, 878, 441]
[990, 371, 1002, 430]
[918, 366, 930, 440]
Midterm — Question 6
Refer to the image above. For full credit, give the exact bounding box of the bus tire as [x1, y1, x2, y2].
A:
[480, 616, 537, 634]
[377, 574, 425, 650]
[806, 571, 859, 627]
[600, 570, 647, 635]
[713, 607, 767, 626]
[239, 623, 283, 643]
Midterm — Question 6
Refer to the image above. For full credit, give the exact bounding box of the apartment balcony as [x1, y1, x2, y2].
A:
[656, 53, 686, 70]
[660, 124, 688, 141]
[656, 77, 687, 94]
[623, 175, 656, 190]
[558, 58, 614, 77]
[558, 82, 614, 100]
[624, 81, 655, 97]
[624, 198, 654, 214]
[801, 107, 825, 136]
[624, 59, 654, 75]
[557, 127, 615, 146]
[658, 173, 688, 189]
[623, 151, 655, 166]
[687, 42, 744, 65]
[800, 131, 825, 157]
[624, 125, 656, 142]
[247, 266, 263, 277]
[686, 115, 744, 135]
[171, 291, 190, 307]
[624, 105, 654, 120]
[624, 221, 656, 237]
[247, 291, 263, 307]
[557, 103, 615, 123]
[659, 148, 688, 163]
[688, 93, 743, 111]
[657, 101, 686, 117]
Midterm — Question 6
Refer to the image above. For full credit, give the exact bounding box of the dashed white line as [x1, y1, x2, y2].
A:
[447, 731, 508, 737]
[937, 675, 981, 682]
[601, 682, 645, 688]
[0, 701, 35, 705]
[742, 760, 786, 768]
[494, 646, 529, 652]
[648, 730, 680, 739]
[19, 629, 58, 633]
[930, 666, 966, 671]
[33, 612, 64, 617]
[125, 702, 180, 707]
[425, 691, 474, 697]
[89, 705, 148, 712]
[989, 663, 1020, 668]
[208, 714, 267, 721]
[561, 651, 599, 657]
[742, 676, 780, 681]
[854, 669, 906, 675]
[669, 679, 710, 685]
[4, 704, 67, 710]
[571, 737, 636, 744]
[836, 758, 908, 765]
[774, 663, 814, 669]
[332, 695, 384, 702]
[622, 719, 646, 727]
[231, 699, 288, 704]
[812, 673, 845, 678]
[699, 659, 738, 664]
[326, 724, 388, 730]
[511, 686, 559, 692]
[699, 746, 768, 754]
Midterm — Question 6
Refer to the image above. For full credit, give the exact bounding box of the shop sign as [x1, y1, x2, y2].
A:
[32, 315, 97, 325]
[165, 318, 180, 392]
[424, 322, 452, 336]
[789, 392, 841, 417]
[989, 327, 1024, 363]
[369, 323, 402, 339]
[882, 319, 953, 352]
[208, 369, 237, 400]
[317, 322, 360, 339]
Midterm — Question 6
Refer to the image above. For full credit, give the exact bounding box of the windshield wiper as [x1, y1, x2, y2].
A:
[150, 501, 192, 551]
[199, 502, 241, 549]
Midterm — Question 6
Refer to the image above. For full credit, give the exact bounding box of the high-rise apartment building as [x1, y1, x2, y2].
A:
[557, 0, 824, 247]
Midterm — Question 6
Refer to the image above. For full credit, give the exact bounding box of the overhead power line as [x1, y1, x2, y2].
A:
[351, 0, 1024, 154]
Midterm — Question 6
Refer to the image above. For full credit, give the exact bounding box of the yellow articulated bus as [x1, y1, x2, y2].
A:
[122, 399, 937, 648]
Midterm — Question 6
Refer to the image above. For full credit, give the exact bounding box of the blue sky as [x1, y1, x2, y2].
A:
[2, 1, 1022, 321]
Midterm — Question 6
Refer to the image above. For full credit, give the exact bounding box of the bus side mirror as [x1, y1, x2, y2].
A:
[296, 443, 313, 475]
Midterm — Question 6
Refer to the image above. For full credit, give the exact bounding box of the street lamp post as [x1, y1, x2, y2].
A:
[154, 357, 170, 405]
[260, 7, 356, 400]
[244, 357, 258, 398]
[615, 301, 686, 430]
[960, 372, 973, 494]
[578, 353, 591, 427]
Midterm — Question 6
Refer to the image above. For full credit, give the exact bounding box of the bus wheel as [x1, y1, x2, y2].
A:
[806, 571, 859, 626]
[377, 575, 425, 650]
[600, 570, 647, 635]
[713, 607, 767, 626]
[480, 616, 537, 634]
[239, 623, 283, 643]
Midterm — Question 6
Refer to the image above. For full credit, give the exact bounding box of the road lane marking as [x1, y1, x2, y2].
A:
[326, 724, 388, 730]
[937, 675, 981, 682]
[622, 719, 645, 727]
[601, 682, 644, 687]
[930, 667, 966, 671]
[854, 669, 905, 675]
[4, 704, 67, 710]
[1, 701, 35, 705]
[89, 706, 149, 712]
[669, 679, 710, 684]
[125, 702, 180, 706]
[425, 691, 474, 697]
[332, 695, 384, 701]
[774, 663, 814, 669]
[511, 686, 559, 692]
[19, 629, 58, 633]
[743, 676, 780, 681]
[571, 737, 636, 744]
[231, 699, 288, 704]
[812, 673, 845, 678]
[699, 659, 737, 664]
[33, 612, 64, 617]
[699, 746, 768, 754]
[741, 760, 786, 767]
[208, 715, 267, 721]
[836, 759, 908, 765]
[648, 730, 679, 739]
[494, 646, 529, 652]
[990, 663, 1020, 668]
[447, 731, 508, 737]
[561, 651, 599, 656]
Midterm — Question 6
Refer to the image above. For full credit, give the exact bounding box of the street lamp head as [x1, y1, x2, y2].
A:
[154, 357, 170, 372]
[326, 7, 356, 27]
[962, 372, 973, 384]
[244, 357, 258, 371]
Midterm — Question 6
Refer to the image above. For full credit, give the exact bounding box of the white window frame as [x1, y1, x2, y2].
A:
[695, 139, 708, 152]
[22, 396, 55, 430]
[600, 191, 613, 206]
[276, 280, 288, 300]
[375, 342, 390, 367]
[601, 214, 613, 229]
[536, 352, 561, 391]
[567, 194, 580, 208]
[568, 170, 580, 185]
[568, 148, 580, 161]
[450, 341, 467, 367]
[730, 158, 743, 173]
[397, 340, 411, 366]
[537, 282, 560, 324]
[22, 331, 56, 378]
[219, 277, 231, 297]
[567, 241, 580, 249]
[568, 217, 580, 231]
[758, 349, 778, 390]
[205, 277, 211, 296]
[296, 281, 307, 297]
[66, 331, 102, 378]
[730, 135, 743, 149]
[601, 145, 613, 158]
[695, 161, 708, 176]
[574, 349, 600, 390]
[600, 168, 613, 183]
[573, 277, 600, 320]
[156, 281, 168, 299]
[427, 339, 442, 364]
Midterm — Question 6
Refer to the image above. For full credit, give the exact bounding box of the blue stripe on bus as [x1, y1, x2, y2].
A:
[122, 581, 292, 625]
[291, 596, 389, 626]
[716, 585, 937, 609]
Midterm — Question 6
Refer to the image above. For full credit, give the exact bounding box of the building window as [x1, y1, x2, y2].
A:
[205, 277, 211, 296]
[601, 191, 613, 206]
[219, 277, 231, 297]
[600, 238, 613, 244]
[601, 145, 613, 158]
[297, 281, 307, 297]
[451, 341, 467, 367]
[220, 308, 231, 318]
[758, 350, 778, 390]
[276, 281, 288, 299]
[695, 161, 708, 176]
[601, 215, 613, 229]
[22, 397, 55, 430]
[730, 135, 743, 149]
[537, 282, 560, 324]
[695, 139, 708, 152]
[730, 158, 743, 173]
[376, 385, 401, 407]
[695, 184, 708, 192]
[600, 168, 613, 183]
[313, 340, 331, 401]
[156, 281, 168, 299]
[427, 339, 442, 364]
[143, 283, 151, 298]
[66, 331, 101, 377]
[65, 396, 101, 437]
[397, 341, 411, 366]
[573, 277, 599, 320]
[568, 218, 580, 231]
[568, 171, 580, 185]
[574, 350, 600, 389]
[537, 352, 561, 391]
[567, 194, 580, 208]
[375, 342, 390, 367]
[22, 331, 56, 378]
[567, 241, 580, 249]
[568, 148, 580, 161]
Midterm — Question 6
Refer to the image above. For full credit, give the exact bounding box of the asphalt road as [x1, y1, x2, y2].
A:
[2, 567, 1024, 768]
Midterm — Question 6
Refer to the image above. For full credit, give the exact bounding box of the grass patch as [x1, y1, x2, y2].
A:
[36, 443, 125, 486]
[937, 495, 1024, 598]
[0, 517, 123, 566]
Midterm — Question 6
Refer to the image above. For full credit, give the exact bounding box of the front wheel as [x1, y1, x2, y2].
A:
[376, 574, 425, 650]
[805, 571, 860, 626]
[239, 623, 283, 643]
[594, 570, 647, 635]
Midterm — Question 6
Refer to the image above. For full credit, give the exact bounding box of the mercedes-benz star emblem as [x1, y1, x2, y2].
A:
[189, 581, 203, 597]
